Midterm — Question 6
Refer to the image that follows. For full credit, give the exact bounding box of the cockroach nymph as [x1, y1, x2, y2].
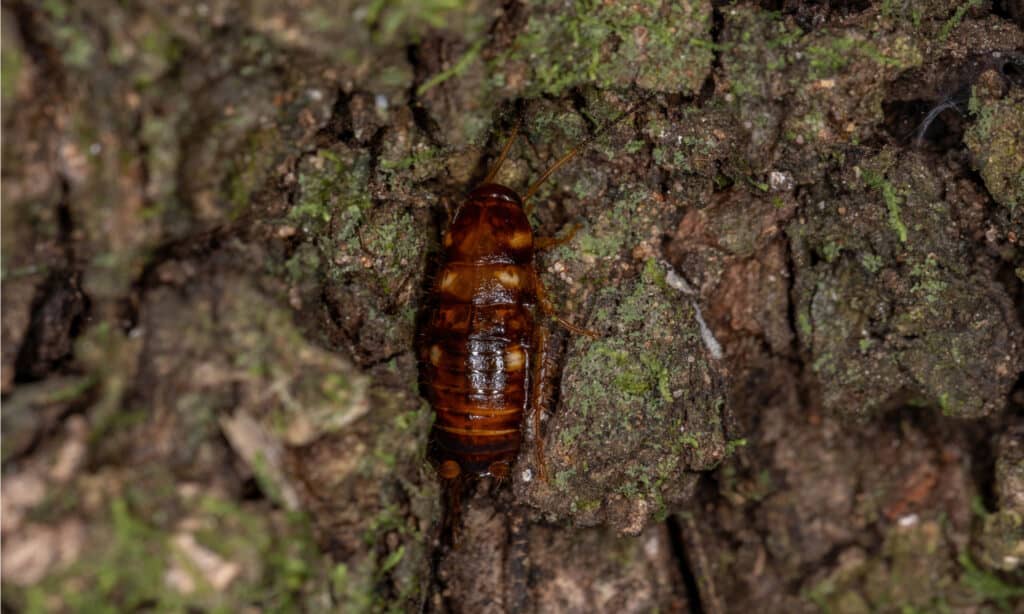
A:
[417, 99, 646, 500]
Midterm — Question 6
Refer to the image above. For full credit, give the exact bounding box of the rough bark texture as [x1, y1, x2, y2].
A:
[2, 1, 1023, 612]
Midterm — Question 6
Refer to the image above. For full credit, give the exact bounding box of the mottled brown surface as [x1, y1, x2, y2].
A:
[3, 1, 1023, 612]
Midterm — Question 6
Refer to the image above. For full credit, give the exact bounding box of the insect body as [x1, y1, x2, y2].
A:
[419, 181, 541, 481]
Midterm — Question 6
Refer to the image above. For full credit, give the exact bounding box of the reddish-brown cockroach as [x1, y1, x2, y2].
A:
[417, 99, 647, 493]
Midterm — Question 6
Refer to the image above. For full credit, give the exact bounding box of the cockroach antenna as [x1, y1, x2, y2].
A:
[522, 91, 655, 205]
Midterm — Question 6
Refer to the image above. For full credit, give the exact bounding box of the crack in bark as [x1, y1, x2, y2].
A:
[671, 510, 724, 614]
[666, 513, 705, 614]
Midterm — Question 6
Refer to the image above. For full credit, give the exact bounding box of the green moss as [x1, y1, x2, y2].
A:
[938, 0, 983, 42]
[84, 497, 171, 609]
[109, 21, 184, 86]
[577, 230, 625, 260]
[721, 8, 803, 107]
[1, 34, 24, 106]
[227, 128, 278, 218]
[379, 144, 443, 176]
[197, 497, 324, 608]
[539, 264, 726, 522]
[416, 39, 483, 96]
[958, 552, 1024, 608]
[139, 26, 182, 63]
[555, 468, 577, 491]
[790, 146, 1019, 420]
[250, 453, 286, 504]
[47, 375, 99, 403]
[549, 184, 655, 268]
[284, 243, 321, 285]
[359, 209, 421, 295]
[861, 253, 883, 274]
[972, 509, 1024, 574]
[291, 148, 372, 233]
[559, 423, 586, 447]
[589, 346, 666, 397]
[288, 143, 424, 353]
[787, 109, 827, 144]
[804, 33, 910, 80]
[909, 255, 948, 305]
[863, 169, 908, 243]
[858, 522, 957, 611]
[725, 439, 748, 455]
[806, 36, 857, 78]
[46, 14, 95, 69]
[364, 214, 408, 255]
[798, 311, 813, 337]
[964, 91, 1024, 211]
[822, 241, 842, 263]
[625, 140, 646, 154]
[364, 0, 485, 44]
[15, 493, 329, 612]
[937, 392, 954, 416]
[494, 0, 712, 96]
[805, 577, 838, 610]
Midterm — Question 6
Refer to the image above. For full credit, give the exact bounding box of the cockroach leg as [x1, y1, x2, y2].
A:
[488, 460, 510, 481]
[553, 315, 599, 338]
[488, 461, 511, 493]
[533, 269, 600, 338]
[440, 195, 455, 227]
[534, 223, 580, 250]
[529, 325, 552, 482]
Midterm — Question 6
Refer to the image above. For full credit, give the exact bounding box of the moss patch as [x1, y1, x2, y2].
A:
[964, 88, 1024, 211]
[524, 260, 727, 532]
[494, 0, 713, 96]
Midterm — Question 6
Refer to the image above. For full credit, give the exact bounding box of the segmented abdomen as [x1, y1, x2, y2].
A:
[421, 264, 535, 478]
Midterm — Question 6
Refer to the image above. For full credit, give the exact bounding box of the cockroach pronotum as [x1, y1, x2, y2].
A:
[418, 97, 648, 500]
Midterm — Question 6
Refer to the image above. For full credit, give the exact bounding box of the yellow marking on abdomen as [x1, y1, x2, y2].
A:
[441, 270, 458, 290]
[505, 346, 525, 371]
[508, 230, 532, 249]
[429, 344, 442, 366]
[495, 268, 520, 288]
